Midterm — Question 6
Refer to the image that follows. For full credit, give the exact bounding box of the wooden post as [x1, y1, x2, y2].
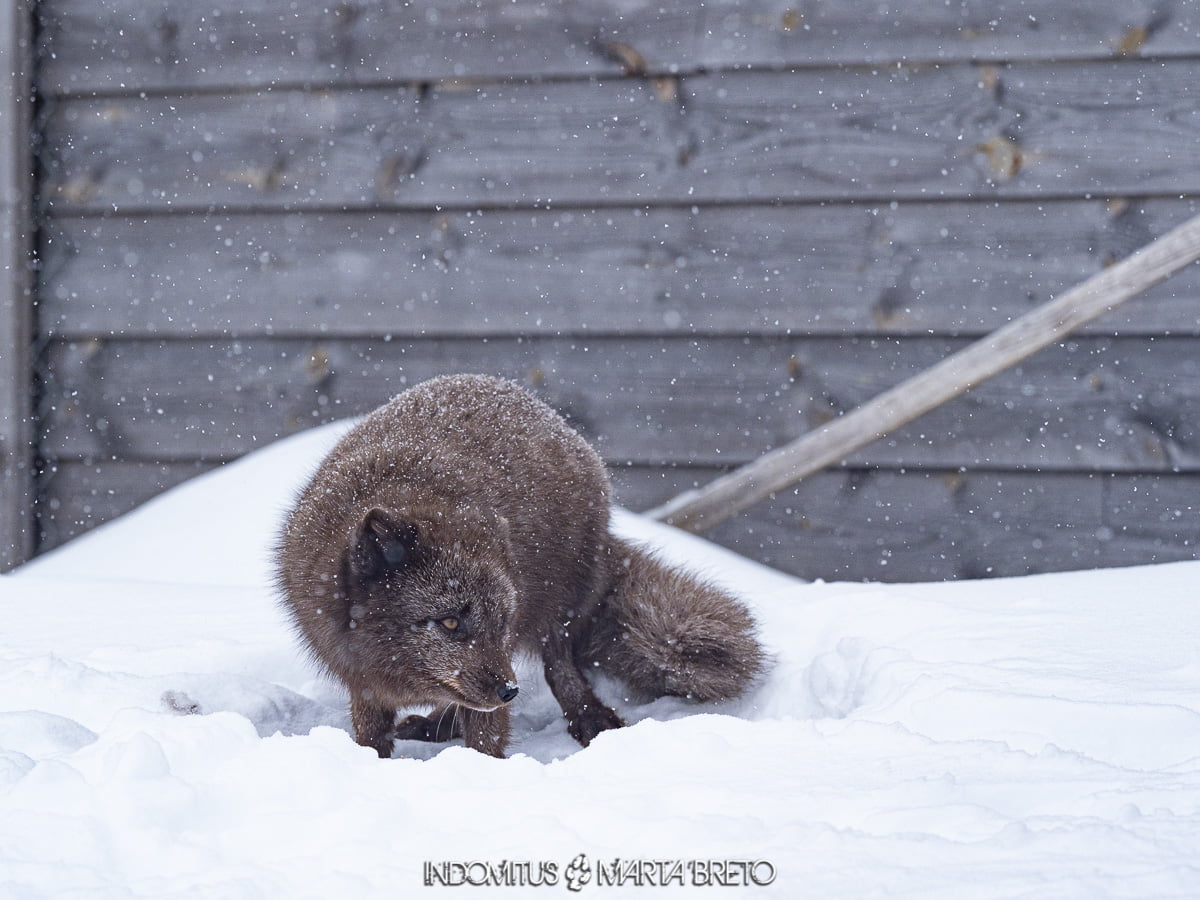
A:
[0, 0, 35, 570]
[649, 211, 1200, 533]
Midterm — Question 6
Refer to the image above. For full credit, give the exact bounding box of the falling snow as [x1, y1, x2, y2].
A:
[1, 422, 1198, 898]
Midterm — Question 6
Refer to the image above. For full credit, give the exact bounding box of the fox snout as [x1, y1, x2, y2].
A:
[484, 668, 519, 706]
[497, 681, 519, 704]
[453, 667, 519, 711]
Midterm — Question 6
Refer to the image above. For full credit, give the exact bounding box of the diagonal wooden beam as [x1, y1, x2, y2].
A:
[648, 210, 1200, 534]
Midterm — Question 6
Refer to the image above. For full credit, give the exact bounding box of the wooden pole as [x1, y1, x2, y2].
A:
[648, 210, 1200, 533]
[0, 0, 36, 570]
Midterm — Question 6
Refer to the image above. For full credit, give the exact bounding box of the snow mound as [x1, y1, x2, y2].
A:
[2, 420, 1199, 898]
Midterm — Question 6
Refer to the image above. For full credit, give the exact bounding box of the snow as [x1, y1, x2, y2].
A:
[2, 420, 1199, 898]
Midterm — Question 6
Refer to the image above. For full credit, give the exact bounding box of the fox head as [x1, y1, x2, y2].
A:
[330, 506, 521, 711]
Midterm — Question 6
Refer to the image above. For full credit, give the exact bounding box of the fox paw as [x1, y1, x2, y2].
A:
[392, 707, 462, 743]
[567, 704, 624, 746]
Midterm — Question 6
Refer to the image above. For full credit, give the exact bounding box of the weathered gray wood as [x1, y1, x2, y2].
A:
[622, 467, 1200, 582]
[40, 198, 1200, 339]
[41, 60, 1200, 214]
[27, 0, 1200, 583]
[37, 459, 215, 551]
[0, 0, 35, 571]
[682, 61, 1200, 204]
[38, 336, 1200, 472]
[650, 211, 1200, 531]
[39, 458, 1199, 582]
[38, 0, 1200, 95]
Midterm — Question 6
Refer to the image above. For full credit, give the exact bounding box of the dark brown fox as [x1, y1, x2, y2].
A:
[275, 374, 764, 757]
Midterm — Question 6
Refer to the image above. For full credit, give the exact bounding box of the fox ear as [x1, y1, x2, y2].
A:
[348, 508, 420, 582]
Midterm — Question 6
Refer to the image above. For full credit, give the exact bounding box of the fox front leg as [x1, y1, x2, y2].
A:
[542, 654, 623, 746]
[459, 706, 510, 758]
[350, 689, 397, 758]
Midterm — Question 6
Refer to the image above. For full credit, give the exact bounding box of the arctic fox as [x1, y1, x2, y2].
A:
[275, 374, 763, 757]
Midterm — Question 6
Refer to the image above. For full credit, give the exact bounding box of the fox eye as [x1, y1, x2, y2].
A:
[439, 616, 460, 632]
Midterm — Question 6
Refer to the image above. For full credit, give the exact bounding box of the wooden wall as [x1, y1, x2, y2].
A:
[1, 0, 35, 571]
[27, 0, 1200, 581]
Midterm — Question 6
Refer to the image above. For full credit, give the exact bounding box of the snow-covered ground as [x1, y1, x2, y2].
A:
[2, 420, 1198, 898]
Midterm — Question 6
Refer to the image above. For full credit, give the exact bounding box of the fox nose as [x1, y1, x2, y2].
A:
[497, 682, 519, 704]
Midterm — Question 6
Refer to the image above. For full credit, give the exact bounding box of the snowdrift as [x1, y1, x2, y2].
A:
[2, 421, 1198, 898]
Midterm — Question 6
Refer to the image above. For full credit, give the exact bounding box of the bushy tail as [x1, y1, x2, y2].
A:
[581, 537, 765, 702]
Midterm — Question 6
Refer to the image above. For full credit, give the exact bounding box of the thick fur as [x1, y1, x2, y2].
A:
[579, 537, 765, 703]
[275, 374, 764, 758]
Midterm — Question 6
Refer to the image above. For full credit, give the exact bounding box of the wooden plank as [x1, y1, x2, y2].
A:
[617, 466, 1200, 582]
[41, 85, 428, 212]
[40, 198, 1200, 339]
[37, 0, 1200, 95]
[0, 0, 35, 571]
[681, 62, 1200, 204]
[40, 458, 1199, 582]
[696, 2, 1200, 72]
[651, 209, 1200, 532]
[40, 60, 1200, 214]
[38, 335, 1200, 472]
[36, 459, 215, 551]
